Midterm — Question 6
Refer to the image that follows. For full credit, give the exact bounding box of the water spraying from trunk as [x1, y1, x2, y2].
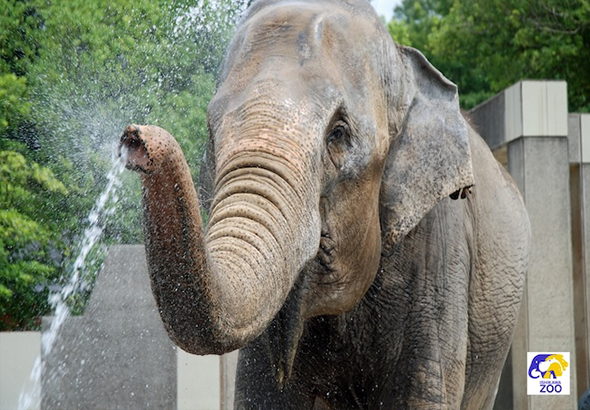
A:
[17, 148, 127, 410]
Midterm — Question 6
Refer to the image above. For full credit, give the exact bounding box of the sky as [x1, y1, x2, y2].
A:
[370, 0, 402, 21]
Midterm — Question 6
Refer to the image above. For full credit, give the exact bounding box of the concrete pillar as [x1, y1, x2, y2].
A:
[0, 332, 41, 410]
[177, 350, 220, 410]
[221, 350, 239, 410]
[570, 114, 590, 398]
[471, 80, 576, 410]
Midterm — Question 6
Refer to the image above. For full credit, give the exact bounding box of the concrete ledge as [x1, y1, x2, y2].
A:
[42, 245, 177, 410]
[2, 245, 221, 410]
[471, 80, 568, 150]
[40, 245, 223, 410]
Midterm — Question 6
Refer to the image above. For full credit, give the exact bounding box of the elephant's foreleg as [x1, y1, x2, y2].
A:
[385, 200, 471, 409]
[393, 328, 468, 409]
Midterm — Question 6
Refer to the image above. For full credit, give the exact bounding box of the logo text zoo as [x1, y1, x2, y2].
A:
[527, 352, 570, 395]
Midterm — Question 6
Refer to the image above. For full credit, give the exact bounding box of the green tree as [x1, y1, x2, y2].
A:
[388, 0, 454, 51]
[21, 0, 233, 246]
[388, 0, 590, 111]
[387, 0, 491, 108]
[0, 0, 43, 77]
[0, 0, 42, 137]
[0, 73, 30, 132]
[0, 146, 68, 330]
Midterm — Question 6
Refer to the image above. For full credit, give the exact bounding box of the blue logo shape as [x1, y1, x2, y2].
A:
[528, 354, 569, 379]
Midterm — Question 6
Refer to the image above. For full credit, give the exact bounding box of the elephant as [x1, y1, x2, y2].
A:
[119, 0, 530, 408]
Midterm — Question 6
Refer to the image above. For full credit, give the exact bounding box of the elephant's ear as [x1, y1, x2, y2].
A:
[380, 46, 474, 248]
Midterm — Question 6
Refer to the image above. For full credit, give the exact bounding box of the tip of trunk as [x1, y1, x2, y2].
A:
[119, 124, 180, 174]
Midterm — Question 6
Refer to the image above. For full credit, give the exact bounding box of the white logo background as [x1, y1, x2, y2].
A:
[527, 352, 570, 395]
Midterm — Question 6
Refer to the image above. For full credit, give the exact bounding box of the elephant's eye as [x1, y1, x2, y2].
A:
[326, 122, 348, 145]
[325, 121, 351, 171]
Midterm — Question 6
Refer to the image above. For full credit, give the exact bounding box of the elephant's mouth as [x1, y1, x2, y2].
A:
[316, 230, 337, 272]
[267, 229, 340, 386]
[267, 271, 309, 386]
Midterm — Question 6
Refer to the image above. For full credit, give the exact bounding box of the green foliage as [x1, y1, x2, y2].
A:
[0, 0, 42, 135]
[0, 73, 30, 132]
[388, 0, 453, 50]
[389, 0, 590, 111]
[0, 0, 44, 77]
[0, 149, 69, 330]
[27, 0, 229, 165]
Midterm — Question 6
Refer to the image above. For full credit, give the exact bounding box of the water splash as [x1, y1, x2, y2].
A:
[17, 146, 128, 410]
[174, 0, 246, 36]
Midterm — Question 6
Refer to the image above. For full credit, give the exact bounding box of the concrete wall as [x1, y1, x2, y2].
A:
[570, 114, 590, 400]
[472, 80, 578, 410]
[220, 351, 239, 410]
[1, 246, 220, 410]
[41, 245, 177, 410]
[1, 334, 220, 410]
[0, 332, 40, 410]
[178, 350, 220, 410]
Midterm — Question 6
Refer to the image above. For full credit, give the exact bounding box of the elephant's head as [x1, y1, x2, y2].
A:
[121, 0, 473, 383]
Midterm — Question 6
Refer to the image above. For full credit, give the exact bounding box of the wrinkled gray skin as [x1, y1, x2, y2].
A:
[121, 0, 530, 408]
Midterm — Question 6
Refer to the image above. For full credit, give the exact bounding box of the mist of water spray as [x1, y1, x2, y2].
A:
[17, 147, 128, 410]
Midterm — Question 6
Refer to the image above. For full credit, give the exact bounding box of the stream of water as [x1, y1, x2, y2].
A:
[17, 147, 128, 410]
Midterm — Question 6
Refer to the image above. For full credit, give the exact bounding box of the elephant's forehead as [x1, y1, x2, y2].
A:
[213, 131, 321, 191]
[250, 5, 375, 58]
[221, 0, 380, 91]
[209, 70, 339, 137]
[217, 92, 318, 136]
[242, 1, 333, 43]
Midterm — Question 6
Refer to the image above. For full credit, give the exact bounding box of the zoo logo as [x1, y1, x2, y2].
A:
[527, 352, 570, 395]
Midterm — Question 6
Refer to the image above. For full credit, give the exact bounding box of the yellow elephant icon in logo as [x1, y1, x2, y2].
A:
[542, 354, 568, 379]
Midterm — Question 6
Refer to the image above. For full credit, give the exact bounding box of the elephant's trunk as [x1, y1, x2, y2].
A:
[120, 124, 315, 355]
